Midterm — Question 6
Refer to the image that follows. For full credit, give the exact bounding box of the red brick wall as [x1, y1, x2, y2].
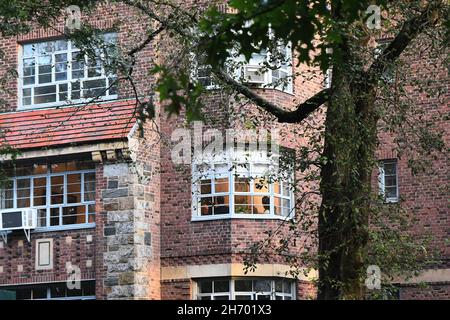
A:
[399, 284, 450, 300]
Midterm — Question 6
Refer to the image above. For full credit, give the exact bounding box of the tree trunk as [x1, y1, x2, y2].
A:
[317, 67, 377, 300]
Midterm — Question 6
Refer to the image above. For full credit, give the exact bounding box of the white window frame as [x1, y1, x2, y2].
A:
[378, 159, 399, 203]
[0, 168, 96, 231]
[195, 278, 295, 300]
[192, 150, 295, 221]
[18, 35, 118, 110]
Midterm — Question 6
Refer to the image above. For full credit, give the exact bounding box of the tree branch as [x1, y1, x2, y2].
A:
[213, 68, 329, 123]
[367, 2, 444, 84]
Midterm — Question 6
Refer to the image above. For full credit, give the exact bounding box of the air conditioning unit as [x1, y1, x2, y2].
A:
[243, 65, 265, 84]
[0, 208, 37, 243]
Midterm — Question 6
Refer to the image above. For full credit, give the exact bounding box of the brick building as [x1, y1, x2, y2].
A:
[0, 2, 448, 300]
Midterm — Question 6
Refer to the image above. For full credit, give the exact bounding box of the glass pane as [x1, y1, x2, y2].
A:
[384, 163, 396, 175]
[212, 196, 229, 215]
[62, 205, 86, 225]
[83, 79, 106, 98]
[275, 280, 283, 292]
[385, 187, 397, 199]
[50, 283, 66, 298]
[214, 178, 229, 193]
[214, 280, 229, 293]
[200, 197, 213, 215]
[37, 209, 47, 227]
[214, 295, 229, 300]
[200, 179, 211, 194]
[23, 44, 35, 57]
[51, 176, 64, 204]
[55, 40, 68, 51]
[199, 296, 211, 300]
[32, 286, 48, 299]
[253, 195, 270, 214]
[67, 174, 81, 203]
[283, 281, 292, 294]
[256, 294, 271, 300]
[235, 280, 252, 292]
[108, 77, 118, 95]
[235, 177, 250, 192]
[254, 280, 271, 292]
[198, 281, 212, 293]
[254, 179, 269, 193]
[385, 176, 397, 187]
[50, 207, 60, 226]
[235, 295, 252, 300]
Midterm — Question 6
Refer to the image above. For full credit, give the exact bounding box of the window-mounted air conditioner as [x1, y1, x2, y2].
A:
[243, 65, 265, 84]
[0, 208, 37, 231]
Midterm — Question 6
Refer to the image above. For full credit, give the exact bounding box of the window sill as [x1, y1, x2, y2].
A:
[32, 223, 96, 233]
[17, 95, 119, 111]
[191, 214, 293, 222]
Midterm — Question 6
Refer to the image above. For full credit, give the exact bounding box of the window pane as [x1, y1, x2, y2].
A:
[385, 176, 397, 187]
[199, 281, 212, 293]
[34, 85, 56, 104]
[254, 179, 269, 193]
[213, 295, 229, 300]
[235, 295, 252, 300]
[214, 178, 229, 193]
[254, 280, 271, 292]
[67, 174, 81, 203]
[200, 179, 211, 194]
[384, 163, 396, 175]
[235, 178, 250, 192]
[253, 195, 270, 214]
[62, 205, 86, 225]
[83, 79, 106, 98]
[235, 280, 252, 292]
[51, 176, 64, 204]
[37, 209, 47, 227]
[385, 187, 397, 199]
[200, 197, 213, 215]
[213, 281, 229, 293]
[50, 207, 60, 226]
[212, 196, 229, 215]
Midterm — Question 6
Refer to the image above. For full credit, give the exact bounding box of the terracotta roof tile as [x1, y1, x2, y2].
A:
[0, 100, 137, 150]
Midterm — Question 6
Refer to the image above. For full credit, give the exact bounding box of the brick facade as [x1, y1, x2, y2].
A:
[0, 2, 448, 300]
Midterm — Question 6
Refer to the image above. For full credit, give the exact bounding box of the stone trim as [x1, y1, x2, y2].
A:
[161, 263, 318, 281]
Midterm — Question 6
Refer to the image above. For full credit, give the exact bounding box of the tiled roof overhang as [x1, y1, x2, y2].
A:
[0, 100, 137, 151]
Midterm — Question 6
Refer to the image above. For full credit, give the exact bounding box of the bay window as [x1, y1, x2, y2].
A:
[193, 151, 294, 220]
[196, 279, 295, 300]
[20, 33, 117, 109]
[0, 162, 96, 229]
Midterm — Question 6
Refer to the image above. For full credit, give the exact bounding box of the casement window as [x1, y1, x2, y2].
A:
[0, 281, 95, 300]
[0, 162, 96, 229]
[378, 159, 398, 202]
[19, 33, 118, 109]
[192, 150, 294, 220]
[196, 279, 295, 300]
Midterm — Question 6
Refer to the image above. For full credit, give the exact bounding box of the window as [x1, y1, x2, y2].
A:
[196, 279, 295, 300]
[0, 281, 95, 300]
[20, 33, 118, 109]
[0, 162, 96, 229]
[194, 43, 292, 93]
[193, 150, 294, 219]
[379, 159, 398, 202]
